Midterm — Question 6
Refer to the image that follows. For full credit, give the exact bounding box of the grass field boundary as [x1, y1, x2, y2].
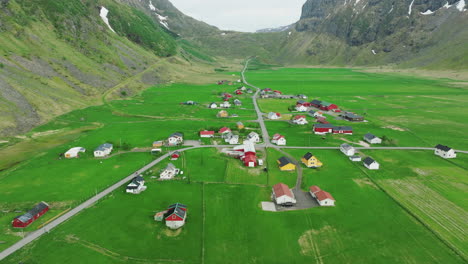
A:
[36, 208, 72, 229]
[201, 183, 206, 264]
[352, 162, 467, 262]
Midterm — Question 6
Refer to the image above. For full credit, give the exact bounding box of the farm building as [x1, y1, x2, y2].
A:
[272, 183, 296, 206]
[217, 110, 229, 118]
[237, 122, 245, 129]
[267, 112, 281, 120]
[434, 144, 457, 159]
[126, 175, 146, 194]
[309, 186, 335, 206]
[183, 101, 196, 105]
[364, 133, 382, 144]
[235, 90, 243, 95]
[292, 115, 308, 125]
[233, 99, 242, 106]
[273, 90, 282, 95]
[223, 93, 233, 99]
[349, 155, 362, 162]
[224, 132, 239, 145]
[200, 130, 215, 138]
[316, 116, 329, 124]
[245, 132, 260, 143]
[295, 104, 308, 112]
[208, 103, 218, 109]
[313, 124, 334, 134]
[308, 110, 322, 117]
[343, 112, 364, 122]
[220, 101, 231, 108]
[301, 152, 323, 168]
[170, 151, 180, 160]
[165, 203, 187, 230]
[219, 127, 232, 134]
[297, 100, 311, 107]
[363, 157, 380, 170]
[94, 143, 113, 158]
[12, 202, 49, 228]
[167, 133, 183, 146]
[319, 101, 338, 111]
[65, 147, 86, 159]
[246, 88, 253, 94]
[153, 141, 163, 147]
[272, 134, 287, 146]
[277, 156, 296, 171]
[154, 210, 167, 221]
[332, 126, 353, 135]
[240, 141, 257, 167]
[310, 99, 322, 108]
[160, 163, 180, 180]
[340, 144, 355, 156]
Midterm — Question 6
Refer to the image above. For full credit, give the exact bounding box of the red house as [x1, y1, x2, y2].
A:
[264, 88, 272, 92]
[313, 124, 334, 134]
[170, 151, 181, 160]
[219, 127, 231, 134]
[241, 152, 257, 167]
[332, 126, 353, 135]
[273, 90, 282, 95]
[165, 203, 187, 229]
[223, 93, 233, 98]
[235, 90, 243, 95]
[319, 102, 338, 111]
[316, 116, 329, 124]
[200, 130, 215, 138]
[12, 202, 49, 228]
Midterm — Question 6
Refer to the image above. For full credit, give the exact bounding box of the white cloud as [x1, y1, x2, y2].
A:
[169, 0, 306, 32]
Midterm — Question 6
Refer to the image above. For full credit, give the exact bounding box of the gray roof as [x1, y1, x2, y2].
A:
[340, 143, 354, 150]
[311, 99, 322, 105]
[364, 133, 377, 140]
[314, 124, 334, 129]
[435, 144, 452, 151]
[303, 152, 314, 160]
[334, 126, 353, 131]
[363, 157, 376, 165]
[16, 202, 49, 223]
[165, 204, 186, 219]
[170, 133, 183, 138]
[165, 163, 176, 170]
[344, 113, 363, 119]
[95, 143, 113, 152]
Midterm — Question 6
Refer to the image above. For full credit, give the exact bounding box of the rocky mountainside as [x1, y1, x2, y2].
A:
[0, 0, 218, 136]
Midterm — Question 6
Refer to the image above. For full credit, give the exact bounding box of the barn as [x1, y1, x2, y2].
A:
[200, 131, 215, 138]
[272, 183, 296, 206]
[310, 99, 322, 108]
[165, 203, 187, 230]
[170, 151, 180, 160]
[64, 147, 86, 159]
[332, 126, 353, 135]
[313, 124, 334, 134]
[343, 112, 364, 122]
[319, 101, 338, 111]
[12, 202, 49, 228]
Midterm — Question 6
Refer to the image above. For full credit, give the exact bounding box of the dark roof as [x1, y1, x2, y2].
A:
[435, 144, 452, 151]
[170, 132, 183, 138]
[297, 100, 306, 104]
[16, 202, 49, 223]
[334, 126, 353, 131]
[308, 110, 316, 114]
[320, 101, 332, 107]
[311, 99, 322, 105]
[364, 133, 376, 140]
[165, 204, 186, 219]
[314, 124, 334, 128]
[363, 157, 376, 165]
[95, 143, 113, 152]
[278, 156, 293, 167]
[168, 203, 187, 209]
[344, 113, 363, 119]
[303, 152, 314, 160]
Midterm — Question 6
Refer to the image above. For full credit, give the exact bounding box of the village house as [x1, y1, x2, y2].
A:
[364, 133, 382, 144]
[308, 110, 323, 117]
[224, 132, 239, 145]
[220, 101, 231, 108]
[240, 141, 257, 167]
[319, 101, 339, 111]
[295, 104, 308, 112]
[94, 143, 113, 158]
[170, 151, 180, 161]
[343, 112, 364, 122]
[237, 122, 245, 130]
[267, 112, 281, 120]
[223, 93, 233, 99]
[160, 163, 180, 179]
[183, 100, 196, 105]
[272, 183, 296, 206]
[332, 126, 353, 135]
[233, 99, 242, 106]
[208, 102, 218, 109]
[240, 86, 246, 91]
[217, 110, 229, 118]
[245, 132, 260, 143]
[167, 133, 183, 146]
[310, 99, 322, 108]
[272, 133, 287, 146]
[273, 90, 282, 95]
[153, 141, 163, 147]
[12, 202, 49, 228]
[219, 127, 232, 134]
[235, 90, 243, 95]
[434, 144, 457, 159]
[200, 130, 215, 138]
[292, 115, 308, 125]
[363, 157, 380, 170]
[297, 94, 308, 99]
[277, 156, 296, 171]
[316, 116, 329, 124]
[301, 152, 323, 168]
[126, 175, 146, 194]
[313, 124, 334, 134]
[246, 88, 253, 94]
[65, 147, 86, 158]
[165, 203, 187, 230]
[349, 155, 362, 162]
[309, 186, 335, 206]
[297, 100, 311, 107]
[340, 143, 356, 156]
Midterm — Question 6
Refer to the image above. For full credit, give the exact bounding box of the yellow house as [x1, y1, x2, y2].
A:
[301, 152, 323, 168]
[217, 110, 229, 118]
[237, 122, 245, 130]
[277, 156, 296, 171]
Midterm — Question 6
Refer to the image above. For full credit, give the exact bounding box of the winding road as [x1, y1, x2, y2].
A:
[1, 59, 467, 261]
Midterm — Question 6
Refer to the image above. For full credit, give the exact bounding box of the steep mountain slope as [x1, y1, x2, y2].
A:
[0, 0, 218, 136]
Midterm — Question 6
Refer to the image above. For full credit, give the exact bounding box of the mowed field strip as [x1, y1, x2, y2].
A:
[0, 59, 467, 263]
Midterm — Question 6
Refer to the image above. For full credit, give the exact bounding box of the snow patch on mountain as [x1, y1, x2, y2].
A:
[421, 9, 434, 15]
[156, 13, 170, 29]
[388, 5, 394, 13]
[444, 1, 452, 8]
[408, 0, 416, 15]
[99, 7, 115, 33]
[456, 0, 466, 11]
[149, 1, 156, 11]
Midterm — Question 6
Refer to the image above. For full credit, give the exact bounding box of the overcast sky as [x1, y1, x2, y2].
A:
[169, 0, 306, 32]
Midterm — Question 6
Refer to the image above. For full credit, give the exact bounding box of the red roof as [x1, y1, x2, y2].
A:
[273, 133, 284, 140]
[294, 115, 306, 119]
[219, 127, 231, 133]
[273, 183, 293, 198]
[273, 90, 282, 94]
[200, 131, 215, 136]
[242, 152, 257, 166]
[315, 190, 335, 201]
[309, 185, 321, 193]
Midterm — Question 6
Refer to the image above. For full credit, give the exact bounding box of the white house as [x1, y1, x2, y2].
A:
[295, 104, 308, 112]
[64, 147, 86, 159]
[208, 102, 218, 109]
[363, 157, 380, 170]
[292, 116, 308, 125]
[165, 203, 187, 230]
[167, 133, 183, 146]
[233, 99, 242, 106]
[160, 163, 180, 180]
[272, 183, 296, 206]
[364, 133, 382, 144]
[245, 132, 260, 143]
[340, 143, 355, 156]
[309, 186, 335, 206]
[434, 144, 457, 159]
[94, 143, 113, 157]
[220, 101, 231, 108]
[226, 134, 239, 145]
[308, 110, 322, 117]
[272, 134, 287, 146]
[267, 112, 281, 120]
[126, 175, 146, 194]
[349, 155, 362, 162]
